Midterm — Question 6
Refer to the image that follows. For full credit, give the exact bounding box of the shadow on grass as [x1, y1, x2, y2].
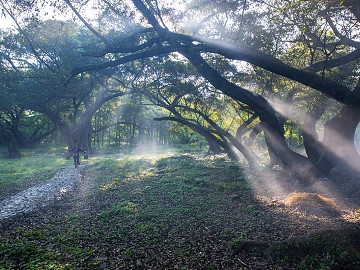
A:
[0, 154, 359, 269]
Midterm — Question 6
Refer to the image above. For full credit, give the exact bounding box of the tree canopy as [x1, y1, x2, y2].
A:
[0, 0, 359, 178]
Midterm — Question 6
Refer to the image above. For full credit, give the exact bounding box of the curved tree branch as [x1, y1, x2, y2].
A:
[184, 36, 360, 107]
[69, 27, 360, 107]
[325, 15, 360, 48]
[176, 105, 257, 164]
[0, 0, 56, 73]
[306, 48, 360, 72]
[131, 0, 164, 30]
[63, 0, 109, 45]
[82, 36, 162, 57]
[66, 45, 178, 83]
[154, 116, 232, 157]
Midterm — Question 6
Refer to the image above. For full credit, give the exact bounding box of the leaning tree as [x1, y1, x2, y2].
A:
[1, 18, 139, 151]
[64, 0, 360, 178]
[4, 0, 360, 178]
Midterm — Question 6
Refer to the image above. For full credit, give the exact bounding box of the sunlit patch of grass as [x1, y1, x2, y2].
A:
[339, 208, 360, 223]
[0, 152, 68, 197]
[99, 201, 140, 219]
[139, 168, 157, 178]
[0, 154, 257, 268]
[113, 201, 140, 215]
[1, 151, 359, 269]
[93, 156, 165, 191]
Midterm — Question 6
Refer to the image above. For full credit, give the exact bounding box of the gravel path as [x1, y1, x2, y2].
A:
[0, 166, 83, 220]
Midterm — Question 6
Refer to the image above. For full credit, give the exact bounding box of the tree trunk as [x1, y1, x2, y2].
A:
[244, 123, 262, 148]
[182, 51, 319, 176]
[56, 120, 92, 152]
[317, 106, 360, 176]
[302, 105, 326, 166]
[0, 124, 21, 159]
[206, 137, 223, 155]
[4, 141, 22, 159]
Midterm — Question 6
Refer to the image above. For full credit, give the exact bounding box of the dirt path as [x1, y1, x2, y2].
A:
[0, 166, 83, 220]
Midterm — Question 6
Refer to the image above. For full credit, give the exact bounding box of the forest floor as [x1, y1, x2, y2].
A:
[0, 153, 360, 269]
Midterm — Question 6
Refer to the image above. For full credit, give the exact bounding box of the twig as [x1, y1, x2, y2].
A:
[236, 258, 248, 267]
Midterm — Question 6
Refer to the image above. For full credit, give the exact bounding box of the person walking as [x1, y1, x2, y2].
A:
[69, 143, 85, 168]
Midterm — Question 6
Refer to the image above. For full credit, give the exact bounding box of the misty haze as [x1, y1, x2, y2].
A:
[0, 0, 360, 269]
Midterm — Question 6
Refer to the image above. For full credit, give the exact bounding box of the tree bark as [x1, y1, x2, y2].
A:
[244, 123, 262, 148]
[3, 141, 21, 159]
[302, 105, 327, 166]
[59, 120, 92, 151]
[317, 106, 360, 176]
[303, 82, 360, 176]
[0, 123, 21, 159]
[342, 0, 360, 21]
[176, 105, 257, 164]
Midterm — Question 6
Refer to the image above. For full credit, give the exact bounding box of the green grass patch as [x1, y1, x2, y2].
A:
[0, 148, 68, 197]
[0, 239, 70, 270]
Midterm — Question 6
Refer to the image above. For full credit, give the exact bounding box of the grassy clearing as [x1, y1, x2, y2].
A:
[0, 146, 69, 198]
[0, 153, 359, 269]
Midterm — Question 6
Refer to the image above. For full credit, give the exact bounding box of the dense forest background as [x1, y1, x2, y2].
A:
[0, 0, 359, 181]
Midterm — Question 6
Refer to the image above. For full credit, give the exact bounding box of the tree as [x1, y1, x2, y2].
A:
[1, 19, 139, 151]
[4, 0, 360, 178]
[133, 57, 257, 163]
[65, 0, 359, 177]
[0, 51, 57, 158]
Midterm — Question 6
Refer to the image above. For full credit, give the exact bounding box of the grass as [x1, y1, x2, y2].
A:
[0, 153, 253, 269]
[0, 146, 69, 198]
[0, 151, 359, 269]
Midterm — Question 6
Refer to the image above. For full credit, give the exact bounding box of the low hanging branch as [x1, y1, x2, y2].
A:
[153, 116, 230, 157]
[176, 105, 258, 165]
[236, 114, 258, 140]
